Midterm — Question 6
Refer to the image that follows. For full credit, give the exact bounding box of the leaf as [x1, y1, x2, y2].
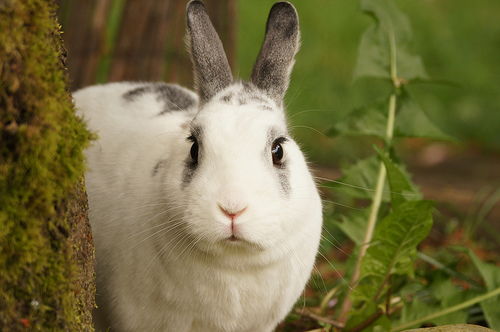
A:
[375, 146, 421, 207]
[324, 156, 390, 201]
[337, 209, 370, 245]
[399, 274, 473, 328]
[395, 91, 453, 141]
[353, 0, 428, 81]
[468, 250, 500, 331]
[328, 92, 451, 141]
[327, 101, 388, 139]
[352, 200, 433, 304]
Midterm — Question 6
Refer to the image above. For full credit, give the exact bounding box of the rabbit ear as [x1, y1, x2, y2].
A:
[186, 0, 233, 103]
[251, 2, 300, 106]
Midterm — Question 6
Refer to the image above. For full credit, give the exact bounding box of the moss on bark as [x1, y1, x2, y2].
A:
[0, 0, 94, 330]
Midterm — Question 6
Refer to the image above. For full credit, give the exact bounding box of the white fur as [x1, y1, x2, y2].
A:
[74, 81, 322, 332]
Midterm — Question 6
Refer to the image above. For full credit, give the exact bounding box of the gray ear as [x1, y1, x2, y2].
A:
[251, 2, 300, 105]
[186, 0, 233, 103]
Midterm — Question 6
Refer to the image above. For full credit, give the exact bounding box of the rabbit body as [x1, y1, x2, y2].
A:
[75, 2, 323, 331]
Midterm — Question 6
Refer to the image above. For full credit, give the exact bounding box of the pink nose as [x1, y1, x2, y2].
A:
[218, 205, 247, 220]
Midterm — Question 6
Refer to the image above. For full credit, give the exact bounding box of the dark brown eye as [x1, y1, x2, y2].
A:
[188, 136, 199, 163]
[271, 137, 286, 165]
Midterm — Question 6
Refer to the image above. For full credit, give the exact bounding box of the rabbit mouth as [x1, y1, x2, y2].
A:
[221, 235, 265, 251]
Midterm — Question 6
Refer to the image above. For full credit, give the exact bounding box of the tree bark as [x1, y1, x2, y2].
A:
[0, 1, 94, 331]
[58, 0, 236, 90]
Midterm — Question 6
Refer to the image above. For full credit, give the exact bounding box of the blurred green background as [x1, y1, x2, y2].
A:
[238, 0, 500, 163]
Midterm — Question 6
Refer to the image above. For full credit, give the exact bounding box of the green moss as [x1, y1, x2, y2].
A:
[0, 0, 93, 330]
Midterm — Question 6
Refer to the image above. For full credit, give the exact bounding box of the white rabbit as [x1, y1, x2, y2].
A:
[73, 1, 322, 331]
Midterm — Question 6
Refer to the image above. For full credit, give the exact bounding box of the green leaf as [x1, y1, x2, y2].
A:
[328, 92, 451, 141]
[399, 275, 473, 328]
[352, 200, 433, 304]
[353, 0, 428, 81]
[325, 156, 390, 201]
[337, 209, 370, 245]
[328, 101, 388, 139]
[468, 250, 500, 331]
[395, 91, 453, 140]
[375, 146, 421, 207]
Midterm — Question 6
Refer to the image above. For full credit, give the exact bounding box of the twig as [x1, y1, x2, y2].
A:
[385, 275, 392, 315]
[319, 286, 340, 314]
[347, 309, 384, 332]
[347, 302, 403, 332]
[295, 308, 345, 329]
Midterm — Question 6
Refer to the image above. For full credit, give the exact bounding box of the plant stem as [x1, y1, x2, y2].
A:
[392, 286, 500, 331]
[338, 30, 399, 322]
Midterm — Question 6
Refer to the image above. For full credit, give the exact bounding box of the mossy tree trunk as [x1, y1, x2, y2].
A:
[0, 1, 94, 331]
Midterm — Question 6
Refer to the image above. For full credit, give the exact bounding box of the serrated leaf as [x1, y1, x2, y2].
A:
[375, 146, 421, 207]
[354, 0, 428, 81]
[468, 250, 500, 331]
[352, 200, 433, 304]
[324, 156, 390, 201]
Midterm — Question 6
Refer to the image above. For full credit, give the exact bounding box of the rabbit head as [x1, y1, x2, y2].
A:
[171, 1, 321, 261]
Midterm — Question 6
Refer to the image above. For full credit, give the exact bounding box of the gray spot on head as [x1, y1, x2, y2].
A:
[220, 92, 233, 103]
[277, 168, 291, 196]
[216, 82, 276, 111]
[259, 105, 274, 111]
[123, 83, 196, 115]
[182, 160, 197, 186]
[152, 160, 167, 177]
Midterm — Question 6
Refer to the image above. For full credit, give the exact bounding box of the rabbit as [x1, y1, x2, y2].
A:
[73, 1, 322, 331]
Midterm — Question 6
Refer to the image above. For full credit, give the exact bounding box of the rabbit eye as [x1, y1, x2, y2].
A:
[188, 136, 199, 163]
[271, 137, 286, 165]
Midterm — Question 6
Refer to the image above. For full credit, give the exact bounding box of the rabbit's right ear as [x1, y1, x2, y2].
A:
[186, 0, 233, 104]
[251, 2, 300, 106]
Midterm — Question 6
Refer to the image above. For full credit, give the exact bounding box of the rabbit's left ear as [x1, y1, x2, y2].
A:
[251, 2, 300, 106]
[186, 0, 233, 103]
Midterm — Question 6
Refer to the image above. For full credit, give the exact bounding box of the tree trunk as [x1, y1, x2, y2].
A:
[0, 1, 94, 331]
[57, 0, 236, 90]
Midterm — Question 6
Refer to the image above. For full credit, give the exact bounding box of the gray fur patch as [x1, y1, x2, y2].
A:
[220, 92, 233, 103]
[277, 168, 291, 196]
[219, 82, 275, 111]
[152, 160, 166, 177]
[123, 83, 196, 115]
[259, 105, 274, 111]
